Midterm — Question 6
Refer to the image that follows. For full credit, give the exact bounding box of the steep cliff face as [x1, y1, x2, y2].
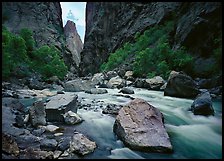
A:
[2, 2, 78, 73]
[79, 2, 222, 77]
[64, 20, 83, 73]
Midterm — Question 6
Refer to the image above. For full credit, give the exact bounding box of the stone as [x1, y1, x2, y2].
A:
[91, 72, 105, 85]
[124, 71, 134, 81]
[53, 150, 62, 159]
[119, 87, 134, 94]
[102, 104, 122, 115]
[40, 139, 58, 151]
[70, 132, 97, 155]
[64, 78, 95, 92]
[107, 76, 126, 89]
[45, 92, 78, 122]
[2, 133, 20, 156]
[19, 147, 54, 159]
[113, 98, 173, 153]
[85, 88, 108, 94]
[29, 101, 46, 127]
[57, 137, 71, 151]
[145, 76, 166, 90]
[63, 111, 83, 125]
[164, 72, 200, 98]
[191, 91, 214, 116]
[44, 125, 60, 133]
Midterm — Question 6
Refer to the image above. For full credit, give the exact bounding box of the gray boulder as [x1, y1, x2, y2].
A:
[145, 76, 166, 90]
[107, 76, 126, 89]
[113, 98, 173, 153]
[64, 78, 95, 92]
[164, 71, 200, 98]
[45, 93, 78, 122]
[70, 132, 97, 155]
[40, 139, 58, 151]
[63, 111, 83, 125]
[102, 104, 122, 115]
[190, 92, 214, 116]
[29, 101, 46, 127]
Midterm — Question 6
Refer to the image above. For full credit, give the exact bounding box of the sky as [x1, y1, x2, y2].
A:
[60, 2, 86, 43]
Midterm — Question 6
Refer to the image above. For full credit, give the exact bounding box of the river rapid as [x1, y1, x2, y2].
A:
[64, 87, 222, 159]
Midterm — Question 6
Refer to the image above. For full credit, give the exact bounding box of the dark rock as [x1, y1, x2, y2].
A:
[19, 147, 54, 159]
[113, 98, 173, 153]
[2, 133, 20, 156]
[16, 134, 41, 150]
[164, 71, 200, 98]
[2, 97, 25, 113]
[134, 78, 146, 88]
[57, 137, 71, 151]
[32, 128, 46, 137]
[190, 91, 214, 116]
[57, 91, 65, 94]
[14, 115, 25, 128]
[119, 87, 134, 94]
[105, 71, 118, 80]
[102, 104, 122, 115]
[29, 101, 46, 127]
[40, 139, 58, 151]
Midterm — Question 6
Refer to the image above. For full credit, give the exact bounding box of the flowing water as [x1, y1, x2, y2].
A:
[20, 87, 222, 159]
[73, 88, 222, 159]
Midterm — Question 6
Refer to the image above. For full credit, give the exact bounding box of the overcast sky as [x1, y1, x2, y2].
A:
[60, 2, 86, 43]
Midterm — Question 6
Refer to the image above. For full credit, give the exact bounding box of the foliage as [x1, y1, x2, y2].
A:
[31, 45, 68, 80]
[2, 26, 68, 80]
[100, 21, 193, 79]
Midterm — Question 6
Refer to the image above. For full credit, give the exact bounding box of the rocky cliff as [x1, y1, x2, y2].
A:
[2, 2, 80, 73]
[64, 20, 83, 73]
[79, 2, 222, 77]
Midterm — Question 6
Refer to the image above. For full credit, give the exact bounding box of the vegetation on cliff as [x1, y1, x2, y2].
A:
[2, 26, 68, 80]
[100, 21, 193, 79]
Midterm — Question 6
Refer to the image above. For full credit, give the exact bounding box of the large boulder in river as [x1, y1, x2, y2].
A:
[64, 78, 95, 92]
[69, 132, 97, 155]
[63, 111, 83, 125]
[190, 92, 214, 116]
[85, 88, 108, 94]
[113, 98, 173, 153]
[45, 92, 78, 122]
[164, 72, 200, 98]
[29, 101, 46, 127]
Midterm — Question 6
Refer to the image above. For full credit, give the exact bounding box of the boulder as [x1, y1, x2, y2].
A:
[40, 139, 58, 151]
[64, 78, 95, 92]
[70, 132, 97, 155]
[113, 98, 173, 153]
[145, 76, 166, 90]
[164, 71, 200, 98]
[102, 104, 122, 115]
[190, 92, 214, 116]
[105, 71, 118, 80]
[2, 133, 20, 156]
[63, 111, 83, 125]
[91, 73, 105, 85]
[29, 101, 46, 127]
[107, 76, 126, 89]
[85, 88, 108, 94]
[119, 87, 134, 94]
[45, 92, 78, 122]
[57, 137, 71, 151]
[134, 78, 146, 88]
[124, 71, 134, 81]
[44, 125, 60, 133]
[19, 147, 54, 159]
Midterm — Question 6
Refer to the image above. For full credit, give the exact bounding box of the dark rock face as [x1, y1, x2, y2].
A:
[80, 2, 221, 77]
[113, 98, 173, 153]
[64, 20, 83, 73]
[164, 72, 200, 98]
[29, 101, 46, 127]
[2, 2, 77, 72]
[190, 92, 214, 116]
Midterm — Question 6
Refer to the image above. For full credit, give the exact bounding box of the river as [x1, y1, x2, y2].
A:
[70, 87, 222, 159]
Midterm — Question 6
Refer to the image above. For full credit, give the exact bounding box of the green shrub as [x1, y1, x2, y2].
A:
[31, 45, 68, 80]
[20, 28, 35, 56]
